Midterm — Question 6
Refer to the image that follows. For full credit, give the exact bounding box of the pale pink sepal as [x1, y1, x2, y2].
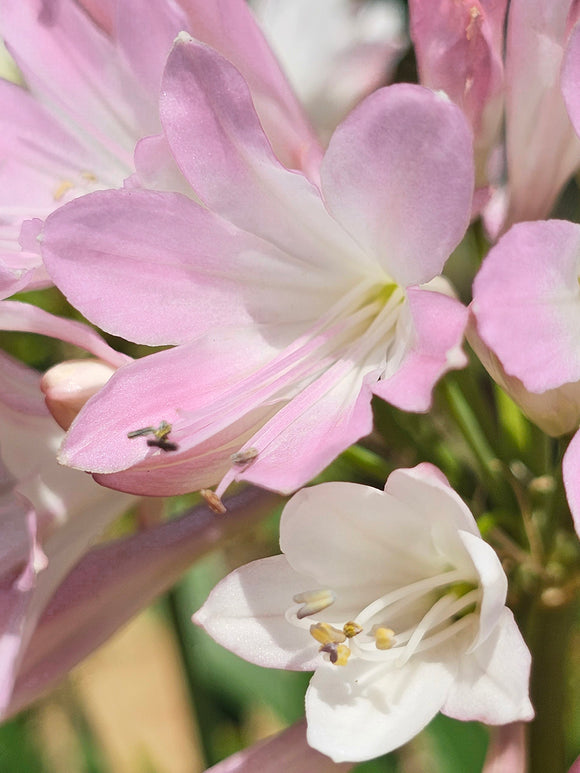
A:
[206, 719, 353, 773]
[482, 723, 527, 773]
[0, 301, 129, 368]
[373, 289, 468, 412]
[472, 220, 580, 393]
[562, 430, 580, 539]
[6, 487, 280, 718]
[409, 0, 506, 187]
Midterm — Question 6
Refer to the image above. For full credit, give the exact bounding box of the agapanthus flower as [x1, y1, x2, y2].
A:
[252, 0, 407, 139]
[0, 0, 319, 298]
[194, 464, 533, 762]
[409, 0, 580, 235]
[40, 37, 473, 499]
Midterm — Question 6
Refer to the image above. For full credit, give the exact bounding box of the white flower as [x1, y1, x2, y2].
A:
[194, 464, 533, 762]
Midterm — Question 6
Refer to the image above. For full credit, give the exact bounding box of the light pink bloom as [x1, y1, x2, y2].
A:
[252, 0, 407, 140]
[0, 0, 320, 298]
[471, 219, 580, 535]
[40, 37, 472, 498]
[410, 0, 580, 234]
[194, 465, 533, 762]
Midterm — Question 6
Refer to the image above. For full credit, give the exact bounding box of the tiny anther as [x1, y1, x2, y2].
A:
[231, 447, 259, 465]
[293, 589, 336, 619]
[146, 438, 178, 452]
[320, 643, 351, 666]
[53, 180, 74, 201]
[374, 627, 396, 650]
[343, 621, 363, 638]
[200, 489, 227, 514]
[310, 622, 346, 646]
[127, 426, 156, 438]
[81, 171, 97, 182]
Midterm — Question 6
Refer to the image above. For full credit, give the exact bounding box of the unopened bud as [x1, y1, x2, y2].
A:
[41, 359, 116, 430]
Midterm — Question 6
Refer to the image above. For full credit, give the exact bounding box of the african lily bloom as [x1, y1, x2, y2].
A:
[409, 0, 580, 235]
[252, 0, 407, 140]
[0, 0, 320, 298]
[471, 219, 580, 536]
[0, 335, 133, 716]
[40, 37, 473, 499]
[194, 465, 533, 762]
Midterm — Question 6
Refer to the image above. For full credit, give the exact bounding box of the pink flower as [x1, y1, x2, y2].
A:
[194, 465, 533, 762]
[0, 0, 320, 298]
[410, 0, 580, 235]
[41, 37, 473, 498]
[471, 219, 580, 535]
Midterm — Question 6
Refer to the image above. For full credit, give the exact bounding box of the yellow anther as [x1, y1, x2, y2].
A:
[343, 621, 363, 638]
[334, 644, 351, 666]
[81, 171, 97, 182]
[293, 589, 336, 619]
[200, 489, 227, 514]
[375, 627, 395, 650]
[53, 180, 74, 201]
[310, 622, 346, 646]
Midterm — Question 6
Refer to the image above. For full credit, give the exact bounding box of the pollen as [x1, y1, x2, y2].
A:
[343, 621, 363, 638]
[53, 179, 74, 201]
[310, 622, 346, 646]
[374, 627, 396, 650]
[293, 588, 336, 619]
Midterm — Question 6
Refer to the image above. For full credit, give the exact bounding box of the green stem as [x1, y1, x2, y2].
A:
[527, 598, 578, 773]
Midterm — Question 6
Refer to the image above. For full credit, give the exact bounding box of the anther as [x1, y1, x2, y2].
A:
[293, 589, 336, 619]
[53, 180, 74, 201]
[374, 627, 396, 650]
[320, 643, 351, 666]
[200, 489, 227, 514]
[310, 622, 346, 646]
[231, 447, 258, 465]
[343, 621, 363, 638]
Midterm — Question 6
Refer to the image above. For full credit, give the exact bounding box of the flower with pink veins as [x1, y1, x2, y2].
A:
[0, 0, 320, 299]
[471, 219, 580, 536]
[0, 315, 134, 716]
[409, 0, 580, 235]
[40, 37, 473, 499]
[194, 465, 533, 762]
[251, 0, 407, 141]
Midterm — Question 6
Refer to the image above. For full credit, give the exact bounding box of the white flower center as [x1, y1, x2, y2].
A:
[286, 568, 480, 668]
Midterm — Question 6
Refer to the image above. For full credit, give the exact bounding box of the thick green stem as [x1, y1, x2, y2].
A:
[527, 599, 578, 773]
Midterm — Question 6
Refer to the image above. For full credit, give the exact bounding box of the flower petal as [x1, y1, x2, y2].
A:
[442, 607, 534, 723]
[373, 288, 468, 412]
[472, 220, 580, 392]
[321, 84, 474, 287]
[562, 22, 580, 139]
[194, 555, 321, 671]
[562, 429, 580, 538]
[305, 655, 456, 762]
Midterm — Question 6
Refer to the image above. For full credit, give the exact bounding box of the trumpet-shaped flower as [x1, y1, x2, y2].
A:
[410, 0, 580, 235]
[194, 465, 533, 762]
[40, 38, 472, 498]
[0, 0, 319, 298]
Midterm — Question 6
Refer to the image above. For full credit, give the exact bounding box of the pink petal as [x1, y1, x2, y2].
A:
[442, 608, 534, 723]
[563, 22, 580, 138]
[206, 719, 354, 773]
[409, 0, 506, 186]
[503, 0, 580, 227]
[482, 723, 527, 773]
[160, 37, 359, 276]
[305, 655, 456, 762]
[176, 0, 322, 175]
[41, 188, 345, 346]
[472, 220, 580, 392]
[0, 300, 129, 368]
[8, 487, 280, 717]
[321, 84, 474, 287]
[562, 430, 580, 538]
[373, 288, 468, 412]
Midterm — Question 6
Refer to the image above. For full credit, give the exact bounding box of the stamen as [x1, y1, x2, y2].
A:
[231, 447, 258, 465]
[53, 180, 74, 201]
[293, 588, 336, 619]
[310, 622, 346, 645]
[343, 621, 363, 638]
[374, 627, 396, 650]
[200, 489, 227, 514]
[320, 642, 351, 666]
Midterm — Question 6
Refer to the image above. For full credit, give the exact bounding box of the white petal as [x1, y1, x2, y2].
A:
[193, 555, 320, 670]
[442, 608, 533, 724]
[305, 654, 457, 762]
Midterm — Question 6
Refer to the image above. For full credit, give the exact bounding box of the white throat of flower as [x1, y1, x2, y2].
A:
[285, 567, 480, 668]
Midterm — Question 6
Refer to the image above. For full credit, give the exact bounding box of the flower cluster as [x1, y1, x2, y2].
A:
[1, 0, 579, 768]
